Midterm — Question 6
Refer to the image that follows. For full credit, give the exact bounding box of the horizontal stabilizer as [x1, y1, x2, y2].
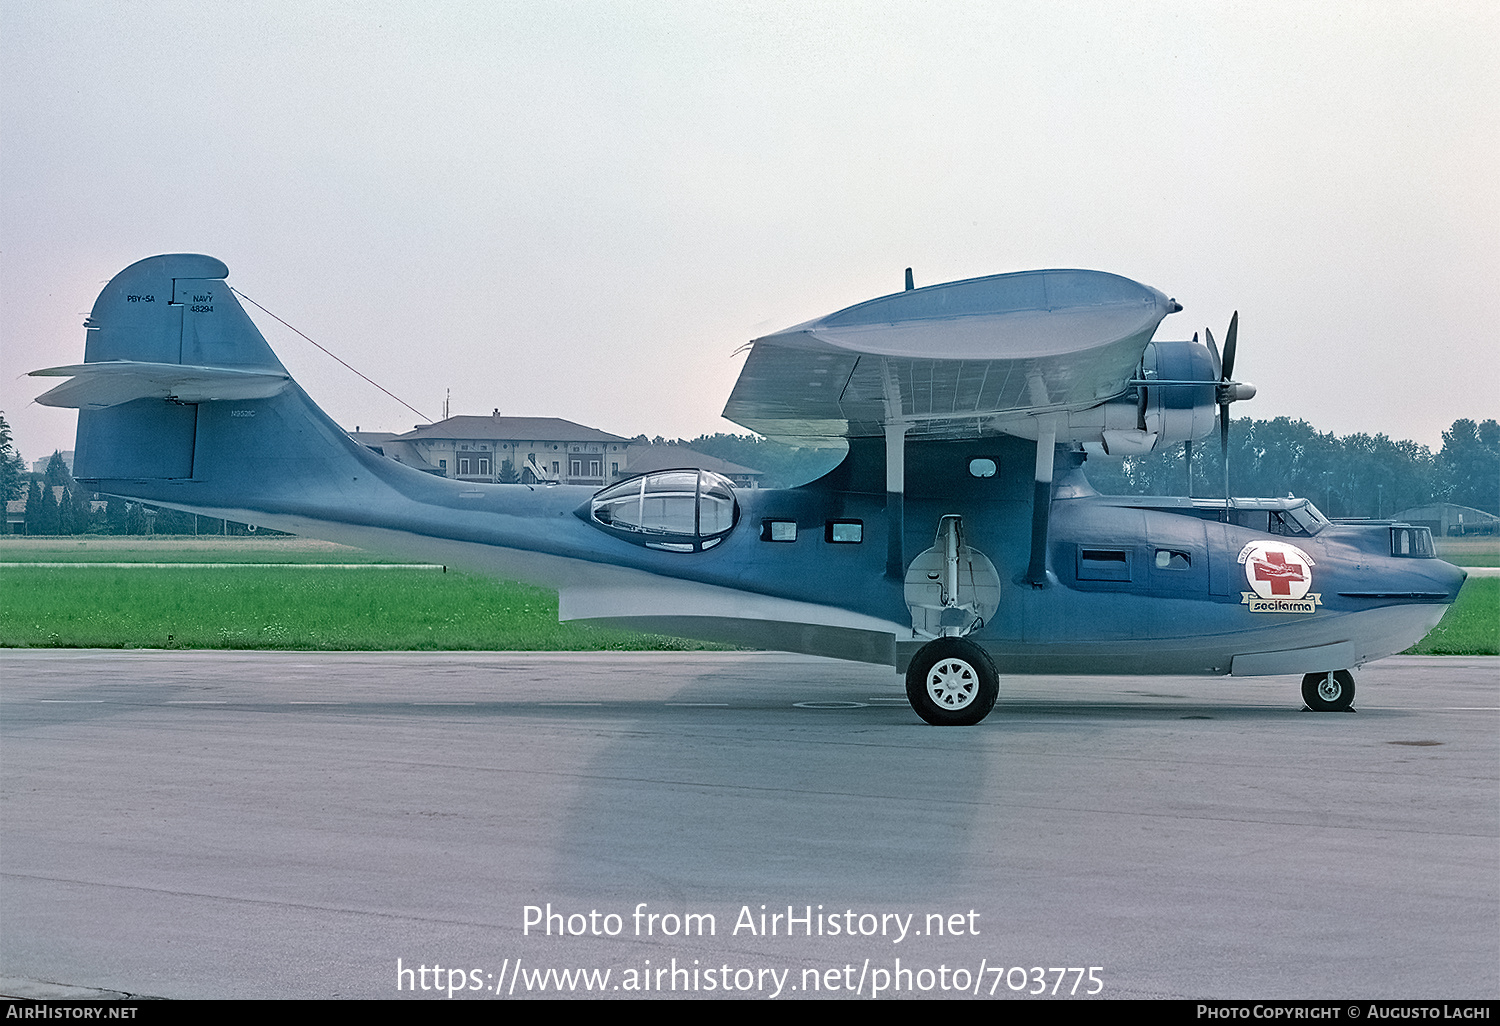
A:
[30, 361, 290, 409]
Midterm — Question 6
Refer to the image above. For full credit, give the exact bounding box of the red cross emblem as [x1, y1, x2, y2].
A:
[1252, 551, 1306, 596]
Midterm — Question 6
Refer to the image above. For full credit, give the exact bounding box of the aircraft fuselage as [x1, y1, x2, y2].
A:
[90, 423, 1462, 682]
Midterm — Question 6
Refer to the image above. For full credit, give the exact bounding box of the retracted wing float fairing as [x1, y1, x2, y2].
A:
[33, 255, 1466, 724]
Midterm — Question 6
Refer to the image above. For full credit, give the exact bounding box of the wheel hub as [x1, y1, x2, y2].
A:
[1317, 675, 1342, 702]
[927, 659, 978, 709]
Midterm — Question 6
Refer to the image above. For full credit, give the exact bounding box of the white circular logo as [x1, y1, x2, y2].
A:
[1238, 541, 1315, 601]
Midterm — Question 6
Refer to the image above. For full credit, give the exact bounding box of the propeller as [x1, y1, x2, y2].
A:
[1204, 312, 1255, 506]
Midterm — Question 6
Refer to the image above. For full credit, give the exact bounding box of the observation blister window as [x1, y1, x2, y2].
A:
[588, 470, 740, 552]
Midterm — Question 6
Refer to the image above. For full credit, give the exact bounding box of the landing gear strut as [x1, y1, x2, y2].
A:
[1301, 670, 1355, 712]
[905, 637, 999, 726]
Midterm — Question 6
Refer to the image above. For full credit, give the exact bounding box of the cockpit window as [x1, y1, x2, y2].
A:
[1225, 500, 1327, 536]
[1284, 501, 1328, 535]
[589, 470, 740, 552]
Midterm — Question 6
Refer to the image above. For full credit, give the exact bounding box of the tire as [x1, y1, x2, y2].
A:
[905, 637, 1000, 726]
[1301, 670, 1355, 712]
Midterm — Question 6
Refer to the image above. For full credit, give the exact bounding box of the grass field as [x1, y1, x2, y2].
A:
[2, 537, 1494, 654]
[0, 535, 408, 563]
[1434, 536, 1500, 567]
[0, 537, 711, 651]
[1404, 577, 1498, 655]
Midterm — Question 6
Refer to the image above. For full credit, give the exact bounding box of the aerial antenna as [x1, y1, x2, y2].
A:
[905, 267, 915, 291]
[231, 287, 433, 423]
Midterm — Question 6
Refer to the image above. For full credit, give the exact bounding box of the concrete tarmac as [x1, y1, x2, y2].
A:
[2, 650, 1495, 1000]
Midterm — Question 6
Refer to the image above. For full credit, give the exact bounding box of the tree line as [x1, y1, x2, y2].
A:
[15, 464, 275, 536]
[0, 419, 279, 537]
[683, 417, 1499, 519]
[1081, 417, 1498, 519]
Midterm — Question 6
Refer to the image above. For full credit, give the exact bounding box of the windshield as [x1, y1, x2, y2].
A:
[1284, 500, 1328, 535]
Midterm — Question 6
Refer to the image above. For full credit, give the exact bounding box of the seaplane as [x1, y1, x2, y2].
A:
[31, 255, 1466, 724]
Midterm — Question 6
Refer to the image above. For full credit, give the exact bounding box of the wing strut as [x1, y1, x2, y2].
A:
[1024, 416, 1057, 588]
[885, 422, 906, 578]
[883, 360, 906, 579]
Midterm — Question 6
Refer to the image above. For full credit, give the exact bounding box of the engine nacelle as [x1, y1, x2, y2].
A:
[1071, 338, 1218, 456]
[1138, 338, 1218, 445]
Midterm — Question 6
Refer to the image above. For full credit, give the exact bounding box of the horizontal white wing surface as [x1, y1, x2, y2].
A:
[723, 269, 1175, 444]
[30, 361, 291, 409]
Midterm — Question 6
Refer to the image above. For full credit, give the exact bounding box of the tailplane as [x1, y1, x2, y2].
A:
[31, 254, 383, 512]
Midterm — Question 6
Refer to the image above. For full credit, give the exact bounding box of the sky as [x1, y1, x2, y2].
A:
[3, 0, 1497, 468]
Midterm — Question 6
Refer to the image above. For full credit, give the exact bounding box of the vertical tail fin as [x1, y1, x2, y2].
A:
[81, 254, 281, 368]
[32, 254, 382, 518]
[45, 254, 289, 481]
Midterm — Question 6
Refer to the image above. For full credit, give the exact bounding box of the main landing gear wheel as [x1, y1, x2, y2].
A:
[1301, 670, 1355, 712]
[905, 637, 999, 726]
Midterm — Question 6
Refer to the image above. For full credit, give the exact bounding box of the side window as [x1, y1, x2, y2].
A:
[826, 520, 863, 543]
[1391, 526, 1434, 557]
[1233, 510, 1270, 533]
[1078, 547, 1131, 582]
[761, 520, 797, 542]
[1154, 549, 1190, 570]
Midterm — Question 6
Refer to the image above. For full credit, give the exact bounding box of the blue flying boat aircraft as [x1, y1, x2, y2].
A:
[31, 255, 1466, 724]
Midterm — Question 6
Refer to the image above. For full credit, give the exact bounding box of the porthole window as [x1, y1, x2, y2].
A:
[1154, 549, 1190, 570]
[587, 470, 739, 552]
[826, 520, 863, 544]
[761, 520, 797, 542]
[968, 458, 997, 478]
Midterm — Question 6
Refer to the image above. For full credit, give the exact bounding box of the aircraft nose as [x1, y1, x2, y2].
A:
[1438, 559, 1468, 601]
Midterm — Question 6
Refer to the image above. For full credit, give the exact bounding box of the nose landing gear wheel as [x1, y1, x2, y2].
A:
[905, 637, 999, 726]
[1301, 670, 1355, 712]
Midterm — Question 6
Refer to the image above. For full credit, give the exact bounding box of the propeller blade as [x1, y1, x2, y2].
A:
[1220, 312, 1238, 508]
[1205, 327, 1222, 380]
[1221, 311, 1238, 382]
[1221, 405, 1231, 504]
